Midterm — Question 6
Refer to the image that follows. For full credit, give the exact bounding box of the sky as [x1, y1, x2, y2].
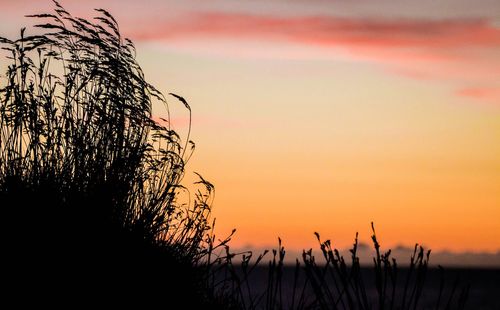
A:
[1, 0, 499, 257]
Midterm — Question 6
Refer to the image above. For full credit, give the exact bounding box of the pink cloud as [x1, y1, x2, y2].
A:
[2, 3, 499, 105]
[123, 12, 500, 105]
[457, 87, 500, 105]
[127, 13, 500, 49]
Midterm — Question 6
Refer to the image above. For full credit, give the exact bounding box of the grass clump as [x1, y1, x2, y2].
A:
[0, 1, 219, 306]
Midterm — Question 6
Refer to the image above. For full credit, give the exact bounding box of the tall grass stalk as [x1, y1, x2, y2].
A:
[211, 223, 470, 310]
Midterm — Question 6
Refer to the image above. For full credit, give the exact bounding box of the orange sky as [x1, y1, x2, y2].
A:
[1, 0, 499, 254]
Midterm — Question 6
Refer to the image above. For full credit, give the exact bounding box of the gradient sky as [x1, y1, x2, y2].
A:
[1, 0, 499, 254]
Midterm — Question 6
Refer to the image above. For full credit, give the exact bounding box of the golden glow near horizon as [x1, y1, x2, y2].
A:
[142, 50, 499, 253]
[1, 0, 499, 253]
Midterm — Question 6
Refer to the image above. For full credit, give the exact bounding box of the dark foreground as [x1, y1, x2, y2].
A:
[221, 266, 500, 309]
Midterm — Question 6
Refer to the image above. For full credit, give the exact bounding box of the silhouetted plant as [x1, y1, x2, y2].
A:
[0, 1, 218, 306]
[211, 224, 470, 310]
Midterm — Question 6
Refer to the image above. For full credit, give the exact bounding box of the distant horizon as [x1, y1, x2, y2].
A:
[1, 0, 499, 254]
[231, 243, 500, 268]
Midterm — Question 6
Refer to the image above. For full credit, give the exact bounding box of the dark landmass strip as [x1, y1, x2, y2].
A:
[218, 266, 500, 309]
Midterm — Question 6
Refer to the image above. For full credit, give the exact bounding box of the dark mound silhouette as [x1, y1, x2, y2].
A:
[0, 2, 219, 307]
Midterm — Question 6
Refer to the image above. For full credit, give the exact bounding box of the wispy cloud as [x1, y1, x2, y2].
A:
[2, 2, 499, 104]
[130, 13, 500, 48]
[125, 12, 500, 105]
[457, 87, 500, 103]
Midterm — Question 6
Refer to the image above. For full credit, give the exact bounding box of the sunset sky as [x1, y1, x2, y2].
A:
[1, 0, 499, 254]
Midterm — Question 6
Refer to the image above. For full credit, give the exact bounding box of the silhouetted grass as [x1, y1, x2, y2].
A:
[211, 223, 470, 310]
[0, 1, 220, 306]
[0, 2, 471, 308]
